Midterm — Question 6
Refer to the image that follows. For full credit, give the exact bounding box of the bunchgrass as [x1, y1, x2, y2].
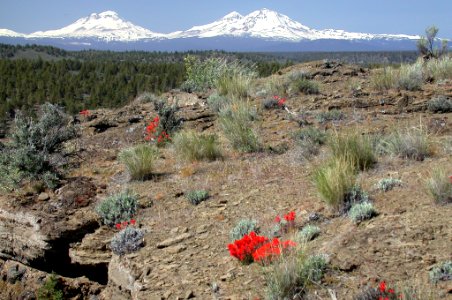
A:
[426, 168, 452, 204]
[289, 78, 320, 95]
[379, 126, 431, 161]
[425, 55, 452, 81]
[328, 131, 377, 171]
[265, 253, 327, 299]
[207, 93, 231, 112]
[396, 62, 423, 91]
[372, 67, 396, 91]
[119, 144, 159, 181]
[313, 157, 357, 211]
[293, 127, 327, 159]
[427, 96, 452, 113]
[219, 101, 261, 152]
[173, 130, 222, 162]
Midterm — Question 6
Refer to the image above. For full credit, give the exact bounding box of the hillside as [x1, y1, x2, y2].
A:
[0, 57, 451, 299]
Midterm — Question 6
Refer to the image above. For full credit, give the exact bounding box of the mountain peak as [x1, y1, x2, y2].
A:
[98, 11, 119, 18]
[222, 11, 243, 20]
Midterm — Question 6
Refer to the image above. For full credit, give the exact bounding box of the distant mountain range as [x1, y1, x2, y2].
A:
[0, 9, 424, 51]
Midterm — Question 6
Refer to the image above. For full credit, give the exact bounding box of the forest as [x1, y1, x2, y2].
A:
[0, 43, 418, 136]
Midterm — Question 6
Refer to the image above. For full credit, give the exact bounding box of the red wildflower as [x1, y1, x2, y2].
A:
[79, 110, 90, 117]
[130, 219, 136, 225]
[228, 232, 268, 264]
[379, 281, 386, 292]
[449, 175, 452, 183]
[274, 216, 281, 223]
[115, 223, 121, 230]
[252, 238, 296, 263]
[122, 221, 128, 227]
[273, 95, 279, 100]
[284, 211, 296, 222]
[277, 98, 286, 107]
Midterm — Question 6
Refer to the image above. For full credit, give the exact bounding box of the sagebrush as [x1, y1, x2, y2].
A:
[111, 227, 145, 256]
[96, 190, 138, 226]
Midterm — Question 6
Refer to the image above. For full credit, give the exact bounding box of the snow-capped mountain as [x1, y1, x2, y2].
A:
[170, 8, 419, 41]
[28, 11, 163, 41]
[0, 9, 422, 51]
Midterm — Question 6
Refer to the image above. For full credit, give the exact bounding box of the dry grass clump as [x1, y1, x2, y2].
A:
[328, 131, 377, 171]
[173, 130, 222, 162]
[265, 252, 327, 299]
[426, 168, 452, 204]
[219, 101, 261, 153]
[119, 144, 159, 180]
[378, 126, 431, 161]
[313, 157, 357, 210]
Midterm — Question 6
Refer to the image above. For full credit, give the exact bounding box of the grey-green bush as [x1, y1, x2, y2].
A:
[376, 177, 402, 192]
[207, 93, 231, 112]
[289, 78, 320, 95]
[111, 227, 144, 256]
[0, 103, 78, 190]
[297, 225, 320, 242]
[185, 190, 209, 205]
[96, 190, 138, 226]
[429, 261, 452, 283]
[152, 99, 182, 139]
[427, 96, 452, 113]
[349, 202, 377, 223]
[230, 219, 258, 241]
[316, 110, 345, 123]
[173, 130, 222, 161]
[119, 144, 159, 180]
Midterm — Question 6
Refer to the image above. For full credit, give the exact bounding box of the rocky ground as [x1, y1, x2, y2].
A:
[0, 60, 451, 299]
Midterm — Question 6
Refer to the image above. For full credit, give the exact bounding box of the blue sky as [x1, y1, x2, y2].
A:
[1, 0, 451, 38]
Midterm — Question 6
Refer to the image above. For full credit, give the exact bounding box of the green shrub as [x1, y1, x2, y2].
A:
[173, 130, 222, 162]
[289, 78, 319, 95]
[265, 253, 327, 299]
[219, 101, 261, 152]
[426, 169, 452, 204]
[349, 202, 377, 223]
[96, 190, 138, 226]
[372, 67, 396, 91]
[37, 273, 63, 300]
[0, 103, 78, 190]
[376, 177, 402, 192]
[316, 110, 345, 123]
[429, 261, 452, 283]
[182, 55, 256, 93]
[427, 95, 452, 113]
[293, 127, 327, 159]
[185, 190, 209, 205]
[297, 225, 320, 242]
[379, 127, 430, 161]
[396, 62, 423, 91]
[313, 157, 357, 211]
[262, 98, 281, 110]
[216, 72, 254, 100]
[425, 55, 452, 81]
[111, 227, 145, 256]
[230, 219, 258, 241]
[328, 132, 377, 171]
[119, 144, 159, 180]
[152, 99, 182, 138]
[207, 93, 231, 112]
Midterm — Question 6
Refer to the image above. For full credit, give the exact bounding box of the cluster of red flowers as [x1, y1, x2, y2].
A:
[273, 95, 286, 107]
[79, 110, 90, 117]
[377, 281, 402, 300]
[449, 175, 452, 184]
[228, 231, 296, 264]
[228, 232, 268, 264]
[115, 219, 136, 230]
[252, 238, 297, 263]
[145, 116, 171, 144]
[274, 211, 296, 234]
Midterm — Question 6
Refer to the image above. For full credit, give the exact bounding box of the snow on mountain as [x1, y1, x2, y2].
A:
[0, 29, 25, 37]
[0, 9, 419, 43]
[28, 11, 163, 41]
[170, 8, 419, 41]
